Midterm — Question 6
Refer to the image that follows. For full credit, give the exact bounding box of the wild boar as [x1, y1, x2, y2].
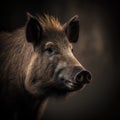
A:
[0, 13, 91, 120]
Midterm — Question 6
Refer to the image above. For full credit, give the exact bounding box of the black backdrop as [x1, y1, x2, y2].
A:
[0, 0, 120, 120]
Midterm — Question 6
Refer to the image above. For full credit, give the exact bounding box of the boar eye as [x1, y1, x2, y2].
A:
[45, 47, 55, 55]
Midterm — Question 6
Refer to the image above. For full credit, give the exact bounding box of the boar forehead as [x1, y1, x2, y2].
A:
[43, 30, 71, 50]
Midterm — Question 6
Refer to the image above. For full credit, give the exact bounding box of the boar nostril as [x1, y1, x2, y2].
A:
[75, 71, 91, 84]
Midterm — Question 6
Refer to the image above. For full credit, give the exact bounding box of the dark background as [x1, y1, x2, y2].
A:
[0, 0, 120, 120]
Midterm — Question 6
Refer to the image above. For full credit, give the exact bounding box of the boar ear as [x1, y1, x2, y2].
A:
[64, 15, 79, 43]
[26, 13, 43, 45]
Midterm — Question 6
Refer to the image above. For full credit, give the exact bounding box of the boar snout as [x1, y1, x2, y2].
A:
[75, 70, 91, 84]
[58, 66, 91, 91]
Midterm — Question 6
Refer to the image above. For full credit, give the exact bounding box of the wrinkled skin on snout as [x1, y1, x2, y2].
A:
[25, 14, 91, 97]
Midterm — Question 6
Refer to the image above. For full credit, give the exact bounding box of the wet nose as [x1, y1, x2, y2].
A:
[75, 70, 91, 84]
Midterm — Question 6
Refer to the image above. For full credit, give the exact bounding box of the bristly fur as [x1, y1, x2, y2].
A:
[36, 14, 63, 31]
[0, 13, 83, 120]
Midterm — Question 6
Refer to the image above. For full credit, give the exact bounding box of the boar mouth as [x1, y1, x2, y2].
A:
[60, 78, 84, 91]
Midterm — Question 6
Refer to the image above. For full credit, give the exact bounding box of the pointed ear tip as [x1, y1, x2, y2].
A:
[74, 15, 79, 17]
[26, 12, 30, 16]
[70, 15, 79, 22]
[74, 15, 79, 20]
[26, 12, 33, 19]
